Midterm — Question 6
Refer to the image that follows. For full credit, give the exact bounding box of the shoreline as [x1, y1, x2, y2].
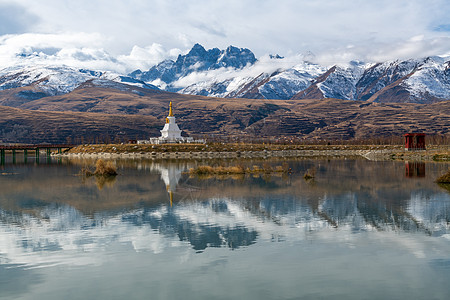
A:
[53, 144, 450, 162]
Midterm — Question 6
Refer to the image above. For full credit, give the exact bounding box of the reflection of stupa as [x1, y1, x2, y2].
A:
[148, 162, 186, 206]
[138, 102, 204, 144]
[159, 163, 182, 206]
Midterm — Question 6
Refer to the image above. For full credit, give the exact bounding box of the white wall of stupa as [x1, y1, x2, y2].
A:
[137, 101, 204, 145]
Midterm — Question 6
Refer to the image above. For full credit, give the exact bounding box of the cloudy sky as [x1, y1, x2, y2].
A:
[1, 0, 450, 72]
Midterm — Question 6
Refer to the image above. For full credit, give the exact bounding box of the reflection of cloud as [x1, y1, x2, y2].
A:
[0, 264, 43, 299]
[1, 187, 449, 269]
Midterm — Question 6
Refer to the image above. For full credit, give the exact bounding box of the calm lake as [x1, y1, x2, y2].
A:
[1, 157, 450, 300]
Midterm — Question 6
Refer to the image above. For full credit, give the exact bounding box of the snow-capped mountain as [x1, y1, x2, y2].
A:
[127, 44, 450, 103]
[0, 43, 449, 104]
[179, 60, 328, 99]
[173, 54, 450, 103]
[0, 66, 100, 96]
[0, 65, 158, 99]
[129, 43, 257, 90]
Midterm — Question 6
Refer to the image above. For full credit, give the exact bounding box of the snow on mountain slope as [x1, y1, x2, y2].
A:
[290, 57, 450, 103]
[226, 72, 272, 99]
[317, 63, 366, 100]
[0, 65, 159, 98]
[0, 65, 98, 95]
[179, 74, 262, 98]
[354, 59, 419, 101]
[403, 57, 450, 101]
[180, 78, 234, 97]
[179, 58, 327, 100]
[352, 56, 450, 103]
[174, 54, 450, 103]
[259, 62, 327, 99]
[100, 72, 159, 90]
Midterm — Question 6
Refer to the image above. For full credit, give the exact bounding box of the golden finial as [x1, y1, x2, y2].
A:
[168, 101, 173, 117]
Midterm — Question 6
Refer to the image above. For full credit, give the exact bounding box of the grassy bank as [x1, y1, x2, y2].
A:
[69, 143, 405, 154]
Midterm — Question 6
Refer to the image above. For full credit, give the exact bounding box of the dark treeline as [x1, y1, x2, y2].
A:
[198, 134, 450, 146]
[3, 133, 449, 147]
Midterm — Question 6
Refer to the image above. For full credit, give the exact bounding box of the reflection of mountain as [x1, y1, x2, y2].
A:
[122, 201, 258, 251]
[0, 159, 449, 268]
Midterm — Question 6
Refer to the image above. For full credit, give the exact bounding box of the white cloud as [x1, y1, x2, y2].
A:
[118, 43, 181, 71]
[0, 32, 127, 72]
[172, 54, 315, 88]
[0, 0, 449, 72]
[314, 36, 450, 65]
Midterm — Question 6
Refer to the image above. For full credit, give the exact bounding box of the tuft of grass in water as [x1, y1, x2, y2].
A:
[81, 159, 117, 177]
[304, 167, 316, 180]
[94, 159, 117, 176]
[436, 169, 450, 184]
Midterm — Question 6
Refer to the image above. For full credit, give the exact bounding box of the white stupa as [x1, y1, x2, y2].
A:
[138, 102, 204, 144]
[160, 101, 182, 141]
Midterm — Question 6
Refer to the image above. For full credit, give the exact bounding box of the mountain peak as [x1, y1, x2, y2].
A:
[130, 44, 257, 86]
[187, 43, 207, 56]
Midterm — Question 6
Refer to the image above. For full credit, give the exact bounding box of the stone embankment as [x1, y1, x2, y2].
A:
[56, 149, 370, 160]
[52, 144, 450, 161]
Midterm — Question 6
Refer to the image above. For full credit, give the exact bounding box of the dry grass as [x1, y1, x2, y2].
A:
[94, 159, 118, 176]
[304, 167, 316, 180]
[436, 170, 450, 184]
[81, 159, 117, 177]
[189, 164, 291, 176]
[190, 165, 245, 175]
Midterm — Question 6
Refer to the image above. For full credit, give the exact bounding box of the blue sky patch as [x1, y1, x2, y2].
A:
[433, 24, 450, 32]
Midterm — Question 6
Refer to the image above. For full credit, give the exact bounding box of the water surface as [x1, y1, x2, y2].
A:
[1, 158, 449, 299]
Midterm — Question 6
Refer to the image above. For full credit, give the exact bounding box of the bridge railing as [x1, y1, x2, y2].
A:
[0, 144, 76, 164]
[0, 144, 76, 150]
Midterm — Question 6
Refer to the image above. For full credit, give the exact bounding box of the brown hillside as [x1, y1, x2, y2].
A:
[0, 106, 160, 144]
[0, 81, 449, 143]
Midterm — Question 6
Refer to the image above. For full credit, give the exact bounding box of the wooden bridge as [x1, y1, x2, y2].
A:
[0, 144, 75, 164]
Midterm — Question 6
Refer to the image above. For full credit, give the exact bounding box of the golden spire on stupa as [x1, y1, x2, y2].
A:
[168, 101, 173, 117]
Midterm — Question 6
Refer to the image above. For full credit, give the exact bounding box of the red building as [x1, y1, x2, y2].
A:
[404, 133, 426, 151]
